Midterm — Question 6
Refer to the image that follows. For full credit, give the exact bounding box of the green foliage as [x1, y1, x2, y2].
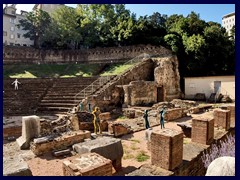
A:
[18, 9, 51, 48]
[135, 151, 150, 162]
[100, 64, 134, 76]
[3, 64, 101, 78]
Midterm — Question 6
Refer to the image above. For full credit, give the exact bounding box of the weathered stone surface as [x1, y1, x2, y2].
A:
[31, 130, 91, 155]
[164, 108, 184, 121]
[170, 99, 198, 109]
[73, 136, 123, 171]
[16, 115, 40, 149]
[192, 116, 214, 145]
[151, 128, 183, 170]
[153, 56, 181, 101]
[206, 156, 235, 176]
[63, 153, 112, 176]
[214, 109, 231, 130]
[123, 81, 157, 106]
[126, 164, 174, 176]
[3, 156, 32, 176]
[73, 137, 123, 161]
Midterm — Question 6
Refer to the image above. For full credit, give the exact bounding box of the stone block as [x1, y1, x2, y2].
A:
[99, 112, 111, 121]
[16, 115, 40, 149]
[31, 130, 91, 156]
[192, 116, 214, 145]
[151, 128, 183, 170]
[62, 153, 112, 176]
[73, 136, 123, 171]
[3, 156, 32, 176]
[164, 108, 183, 121]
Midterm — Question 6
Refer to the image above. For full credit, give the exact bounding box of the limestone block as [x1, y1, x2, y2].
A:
[3, 156, 32, 176]
[16, 115, 40, 149]
[62, 153, 112, 176]
[73, 136, 123, 171]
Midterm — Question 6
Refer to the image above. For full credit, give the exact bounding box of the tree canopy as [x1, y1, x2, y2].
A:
[18, 5, 235, 77]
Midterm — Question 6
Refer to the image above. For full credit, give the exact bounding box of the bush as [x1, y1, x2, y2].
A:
[201, 134, 235, 168]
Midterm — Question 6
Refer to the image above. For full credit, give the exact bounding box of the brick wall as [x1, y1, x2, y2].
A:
[192, 116, 214, 145]
[214, 109, 231, 130]
[164, 108, 184, 121]
[3, 44, 172, 64]
[151, 128, 183, 170]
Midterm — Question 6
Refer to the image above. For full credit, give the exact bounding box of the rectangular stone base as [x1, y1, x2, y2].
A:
[62, 153, 112, 176]
[30, 130, 90, 156]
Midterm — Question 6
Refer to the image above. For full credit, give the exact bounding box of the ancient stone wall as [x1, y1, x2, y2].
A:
[89, 59, 155, 111]
[123, 81, 157, 106]
[3, 44, 172, 64]
[153, 56, 181, 101]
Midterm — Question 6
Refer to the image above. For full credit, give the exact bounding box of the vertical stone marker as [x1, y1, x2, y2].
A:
[16, 115, 40, 149]
[214, 109, 231, 130]
[151, 128, 183, 170]
[192, 116, 214, 145]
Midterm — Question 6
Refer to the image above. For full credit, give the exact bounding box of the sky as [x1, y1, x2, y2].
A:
[3, 4, 235, 24]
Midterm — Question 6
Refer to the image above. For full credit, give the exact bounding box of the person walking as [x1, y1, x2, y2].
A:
[12, 79, 21, 90]
[159, 107, 166, 129]
[143, 109, 150, 129]
[92, 107, 102, 135]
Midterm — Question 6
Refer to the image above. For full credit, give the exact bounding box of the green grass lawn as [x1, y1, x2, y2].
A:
[100, 64, 134, 76]
[3, 62, 136, 78]
[3, 64, 102, 78]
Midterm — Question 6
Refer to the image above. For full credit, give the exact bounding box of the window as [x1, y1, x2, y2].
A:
[10, 34, 14, 39]
[12, 10, 15, 14]
[10, 18, 15, 23]
[10, 26, 14, 31]
[17, 33, 21, 38]
[3, 31, 7, 36]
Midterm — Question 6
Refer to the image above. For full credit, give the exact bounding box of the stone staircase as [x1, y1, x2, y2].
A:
[73, 53, 151, 103]
[36, 77, 98, 114]
[3, 78, 53, 116]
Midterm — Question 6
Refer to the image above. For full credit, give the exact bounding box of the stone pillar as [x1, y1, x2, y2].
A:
[227, 105, 235, 123]
[151, 128, 183, 170]
[192, 116, 214, 145]
[214, 109, 231, 130]
[16, 115, 40, 149]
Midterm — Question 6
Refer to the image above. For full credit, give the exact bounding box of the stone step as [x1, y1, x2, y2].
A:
[46, 92, 81, 96]
[41, 99, 77, 103]
[39, 103, 76, 107]
[37, 107, 71, 112]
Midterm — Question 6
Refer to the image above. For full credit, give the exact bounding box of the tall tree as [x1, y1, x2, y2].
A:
[18, 9, 51, 48]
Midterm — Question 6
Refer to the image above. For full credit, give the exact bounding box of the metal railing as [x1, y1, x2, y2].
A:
[73, 53, 151, 104]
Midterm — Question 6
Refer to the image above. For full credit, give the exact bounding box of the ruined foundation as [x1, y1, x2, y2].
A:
[73, 136, 123, 171]
[191, 116, 214, 145]
[30, 130, 91, 156]
[62, 153, 112, 176]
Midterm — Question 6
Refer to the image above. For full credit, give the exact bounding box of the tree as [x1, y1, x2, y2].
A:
[18, 9, 51, 48]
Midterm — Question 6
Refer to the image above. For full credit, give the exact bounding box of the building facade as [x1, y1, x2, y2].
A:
[222, 12, 235, 36]
[3, 4, 34, 46]
[184, 76, 235, 100]
[33, 4, 64, 15]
